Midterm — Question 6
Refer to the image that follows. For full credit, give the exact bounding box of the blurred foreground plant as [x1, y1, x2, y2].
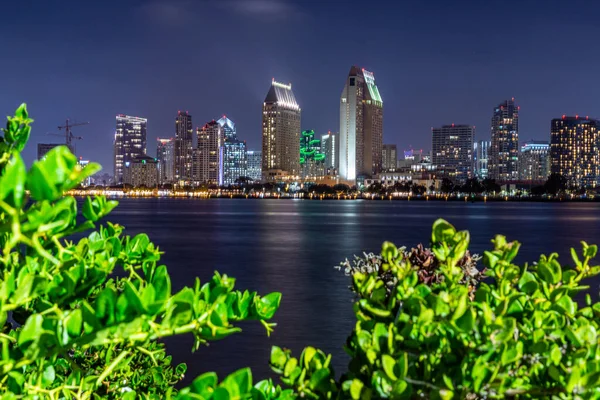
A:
[0, 104, 283, 399]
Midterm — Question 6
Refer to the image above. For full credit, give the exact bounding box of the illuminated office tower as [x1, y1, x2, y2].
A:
[382, 144, 397, 171]
[519, 140, 550, 182]
[489, 99, 519, 181]
[262, 79, 301, 180]
[195, 120, 224, 185]
[114, 114, 147, 183]
[432, 124, 475, 182]
[218, 116, 247, 185]
[123, 155, 159, 188]
[300, 130, 325, 178]
[175, 111, 193, 181]
[321, 131, 339, 173]
[156, 138, 175, 184]
[247, 151, 262, 182]
[551, 116, 599, 188]
[473, 140, 490, 179]
[339, 66, 384, 180]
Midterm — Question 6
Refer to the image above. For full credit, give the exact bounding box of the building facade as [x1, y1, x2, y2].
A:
[431, 124, 475, 182]
[473, 140, 490, 179]
[382, 144, 397, 171]
[300, 130, 325, 178]
[550, 116, 599, 188]
[156, 138, 175, 184]
[339, 66, 384, 180]
[262, 80, 301, 180]
[123, 155, 158, 188]
[37, 143, 74, 160]
[114, 115, 147, 184]
[489, 99, 519, 181]
[321, 131, 339, 174]
[195, 120, 224, 185]
[247, 150, 262, 182]
[175, 111, 193, 182]
[519, 140, 550, 182]
[218, 116, 247, 186]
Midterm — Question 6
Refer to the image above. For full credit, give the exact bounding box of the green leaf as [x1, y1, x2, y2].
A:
[0, 152, 26, 208]
[349, 379, 364, 400]
[220, 368, 252, 397]
[190, 372, 218, 396]
[270, 346, 288, 373]
[381, 354, 397, 380]
[432, 219, 456, 244]
[41, 365, 55, 387]
[256, 292, 281, 319]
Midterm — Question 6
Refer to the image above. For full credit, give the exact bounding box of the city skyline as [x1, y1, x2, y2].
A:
[4, 0, 599, 170]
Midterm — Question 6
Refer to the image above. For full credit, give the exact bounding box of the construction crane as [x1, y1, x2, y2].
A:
[47, 119, 89, 154]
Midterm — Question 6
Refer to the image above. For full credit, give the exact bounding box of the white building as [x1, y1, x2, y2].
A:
[339, 66, 383, 181]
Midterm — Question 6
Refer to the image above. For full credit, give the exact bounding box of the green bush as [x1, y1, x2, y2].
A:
[0, 104, 287, 398]
[2, 104, 600, 399]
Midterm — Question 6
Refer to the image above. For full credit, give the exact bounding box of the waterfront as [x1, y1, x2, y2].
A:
[105, 198, 600, 384]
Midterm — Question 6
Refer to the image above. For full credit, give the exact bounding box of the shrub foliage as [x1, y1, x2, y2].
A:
[2, 104, 600, 399]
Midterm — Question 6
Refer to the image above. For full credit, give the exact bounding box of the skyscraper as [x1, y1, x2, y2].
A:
[432, 124, 475, 182]
[156, 138, 175, 184]
[473, 140, 490, 179]
[123, 155, 159, 188]
[114, 115, 147, 184]
[247, 151, 262, 182]
[175, 111, 193, 181]
[300, 130, 325, 178]
[195, 120, 224, 185]
[218, 116, 247, 186]
[321, 131, 339, 173]
[339, 66, 384, 180]
[551, 116, 599, 188]
[382, 144, 397, 171]
[262, 80, 301, 180]
[489, 99, 519, 181]
[519, 140, 550, 182]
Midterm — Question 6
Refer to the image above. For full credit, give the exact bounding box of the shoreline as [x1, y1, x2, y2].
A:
[68, 191, 599, 203]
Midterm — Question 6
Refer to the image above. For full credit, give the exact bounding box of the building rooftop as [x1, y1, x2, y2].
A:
[264, 79, 300, 110]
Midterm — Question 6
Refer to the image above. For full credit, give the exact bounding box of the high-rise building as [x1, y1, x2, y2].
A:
[175, 111, 193, 182]
[262, 80, 301, 181]
[489, 99, 519, 181]
[339, 66, 384, 180]
[195, 120, 224, 185]
[123, 155, 159, 188]
[382, 144, 397, 171]
[247, 151, 262, 182]
[156, 138, 175, 184]
[473, 140, 490, 179]
[300, 130, 325, 178]
[114, 115, 147, 184]
[551, 116, 599, 188]
[519, 140, 550, 182]
[431, 124, 475, 182]
[37, 143, 74, 160]
[218, 116, 247, 186]
[321, 131, 339, 173]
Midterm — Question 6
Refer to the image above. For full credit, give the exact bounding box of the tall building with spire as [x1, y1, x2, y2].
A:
[261, 79, 301, 180]
[114, 114, 147, 184]
[339, 66, 384, 181]
[175, 111, 193, 182]
[218, 116, 247, 186]
[489, 99, 519, 181]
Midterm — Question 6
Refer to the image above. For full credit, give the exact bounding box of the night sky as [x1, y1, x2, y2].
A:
[2, 0, 599, 171]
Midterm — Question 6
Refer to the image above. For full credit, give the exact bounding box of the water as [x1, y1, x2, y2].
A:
[104, 198, 600, 384]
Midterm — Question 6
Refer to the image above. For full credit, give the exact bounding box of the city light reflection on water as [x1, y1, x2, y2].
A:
[101, 199, 600, 384]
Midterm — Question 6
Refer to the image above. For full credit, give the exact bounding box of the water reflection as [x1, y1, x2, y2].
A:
[104, 199, 600, 383]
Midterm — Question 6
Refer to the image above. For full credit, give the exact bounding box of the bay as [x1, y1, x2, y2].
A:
[105, 198, 600, 383]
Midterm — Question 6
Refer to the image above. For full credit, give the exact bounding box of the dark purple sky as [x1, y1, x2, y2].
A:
[2, 0, 599, 170]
